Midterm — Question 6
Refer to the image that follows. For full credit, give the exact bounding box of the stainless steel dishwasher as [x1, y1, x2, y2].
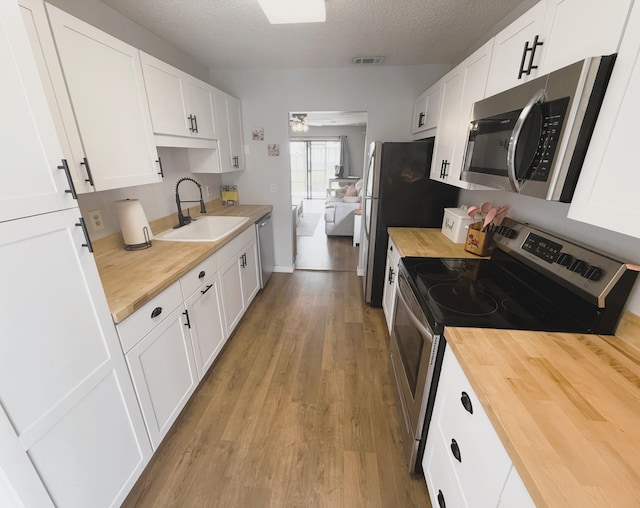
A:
[255, 212, 274, 288]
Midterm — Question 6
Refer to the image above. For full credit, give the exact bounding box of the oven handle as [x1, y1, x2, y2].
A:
[395, 282, 433, 339]
[506, 88, 545, 193]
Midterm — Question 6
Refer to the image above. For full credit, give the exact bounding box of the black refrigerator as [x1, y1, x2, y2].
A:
[362, 140, 460, 307]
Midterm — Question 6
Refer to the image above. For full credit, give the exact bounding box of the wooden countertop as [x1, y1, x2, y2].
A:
[94, 201, 271, 324]
[445, 317, 640, 508]
[388, 227, 487, 258]
[389, 226, 640, 506]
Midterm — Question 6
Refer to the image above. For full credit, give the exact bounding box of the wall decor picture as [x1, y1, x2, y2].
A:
[268, 144, 279, 156]
[252, 128, 264, 141]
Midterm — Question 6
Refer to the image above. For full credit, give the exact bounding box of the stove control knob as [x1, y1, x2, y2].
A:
[556, 252, 574, 266]
[505, 228, 518, 239]
[568, 259, 587, 274]
[582, 265, 603, 281]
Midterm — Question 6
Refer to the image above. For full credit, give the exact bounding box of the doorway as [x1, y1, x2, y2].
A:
[289, 111, 368, 272]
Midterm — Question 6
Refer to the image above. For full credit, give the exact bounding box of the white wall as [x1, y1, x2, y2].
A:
[458, 188, 640, 315]
[209, 64, 450, 270]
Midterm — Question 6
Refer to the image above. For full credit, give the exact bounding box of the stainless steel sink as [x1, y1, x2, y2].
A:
[155, 216, 250, 242]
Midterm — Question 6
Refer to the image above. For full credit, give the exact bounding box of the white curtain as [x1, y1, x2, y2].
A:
[339, 135, 350, 176]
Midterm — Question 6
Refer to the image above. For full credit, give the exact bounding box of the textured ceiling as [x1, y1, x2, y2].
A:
[100, 0, 530, 69]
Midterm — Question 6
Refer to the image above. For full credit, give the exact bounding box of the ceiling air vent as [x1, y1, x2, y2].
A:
[352, 56, 385, 65]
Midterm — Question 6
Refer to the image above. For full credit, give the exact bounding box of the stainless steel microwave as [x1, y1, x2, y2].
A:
[461, 55, 615, 202]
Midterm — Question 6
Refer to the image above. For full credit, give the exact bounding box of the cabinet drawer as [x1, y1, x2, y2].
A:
[179, 253, 218, 299]
[437, 348, 511, 506]
[116, 281, 182, 353]
[216, 225, 254, 267]
[423, 425, 468, 508]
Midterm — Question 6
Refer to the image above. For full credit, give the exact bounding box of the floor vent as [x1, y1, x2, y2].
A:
[352, 56, 385, 65]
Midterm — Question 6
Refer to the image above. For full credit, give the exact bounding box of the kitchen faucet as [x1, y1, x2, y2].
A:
[175, 177, 206, 227]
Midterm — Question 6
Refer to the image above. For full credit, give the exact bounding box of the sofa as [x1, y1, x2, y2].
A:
[324, 180, 363, 236]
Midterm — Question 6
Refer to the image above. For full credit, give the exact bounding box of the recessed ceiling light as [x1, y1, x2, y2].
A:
[257, 0, 326, 24]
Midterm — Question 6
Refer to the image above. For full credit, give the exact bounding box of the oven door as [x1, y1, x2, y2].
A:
[389, 269, 439, 471]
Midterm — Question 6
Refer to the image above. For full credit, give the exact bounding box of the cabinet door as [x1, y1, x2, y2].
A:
[430, 67, 462, 182]
[214, 90, 233, 173]
[19, 0, 93, 195]
[226, 94, 246, 171]
[185, 77, 217, 139]
[411, 92, 428, 134]
[184, 273, 226, 379]
[485, 2, 545, 96]
[382, 240, 400, 333]
[423, 83, 442, 131]
[0, 0, 75, 223]
[567, 1, 640, 239]
[46, 5, 161, 191]
[126, 306, 198, 450]
[0, 208, 152, 507]
[140, 52, 189, 137]
[537, 0, 632, 77]
[220, 255, 245, 336]
[240, 236, 260, 306]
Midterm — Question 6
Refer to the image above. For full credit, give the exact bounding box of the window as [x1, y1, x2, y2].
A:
[290, 138, 341, 200]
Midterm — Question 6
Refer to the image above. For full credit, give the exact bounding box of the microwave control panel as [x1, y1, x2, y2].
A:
[529, 97, 570, 182]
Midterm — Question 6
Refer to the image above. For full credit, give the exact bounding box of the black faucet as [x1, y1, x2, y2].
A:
[175, 177, 206, 227]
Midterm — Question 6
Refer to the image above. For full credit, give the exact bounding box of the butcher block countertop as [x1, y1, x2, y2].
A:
[387, 228, 640, 507]
[93, 201, 271, 324]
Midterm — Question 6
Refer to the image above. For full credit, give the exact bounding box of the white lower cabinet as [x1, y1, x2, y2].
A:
[382, 237, 401, 333]
[423, 346, 534, 508]
[0, 208, 152, 508]
[121, 289, 198, 450]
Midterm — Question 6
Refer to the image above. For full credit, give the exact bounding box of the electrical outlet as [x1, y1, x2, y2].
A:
[88, 209, 104, 231]
[270, 183, 277, 193]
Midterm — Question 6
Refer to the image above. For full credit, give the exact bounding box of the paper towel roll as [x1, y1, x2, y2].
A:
[115, 199, 153, 248]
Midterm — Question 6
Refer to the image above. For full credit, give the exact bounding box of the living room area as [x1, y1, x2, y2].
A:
[289, 111, 367, 272]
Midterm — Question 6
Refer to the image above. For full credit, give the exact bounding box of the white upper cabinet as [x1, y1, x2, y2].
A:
[140, 52, 217, 147]
[215, 90, 246, 172]
[46, 4, 162, 191]
[567, 1, 640, 240]
[486, 0, 633, 97]
[431, 39, 493, 189]
[411, 81, 442, 136]
[0, 0, 76, 223]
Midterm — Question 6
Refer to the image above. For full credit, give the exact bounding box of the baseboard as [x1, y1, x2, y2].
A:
[273, 265, 295, 273]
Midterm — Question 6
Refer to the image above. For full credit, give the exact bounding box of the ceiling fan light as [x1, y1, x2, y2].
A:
[257, 0, 326, 24]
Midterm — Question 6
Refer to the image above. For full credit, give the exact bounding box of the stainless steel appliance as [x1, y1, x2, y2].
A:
[461, 55, 616, 202]
[390, 218, 638, 473]
[362, 141, 459, 307]
[255, 212, 274, 289]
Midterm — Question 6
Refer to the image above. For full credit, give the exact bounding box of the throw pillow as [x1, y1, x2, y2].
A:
[344, 184, 357, 196]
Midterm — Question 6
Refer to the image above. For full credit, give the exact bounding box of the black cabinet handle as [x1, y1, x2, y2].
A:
[187, 114, 195, 132]
[460, 391, 473, 414]
[201, 284, 213, 295]
[192, 114, 198, 133]
[518, 35, 543, 79]
[198, 270, 206, 279]
[437, 490, 446, 508]
[150, 306, 162, 318]
[183, 309, 191, 329]
[156, 157, 164, 177]
[232, 155, 239, 168]
[450, 438, 461, 463]
[58, 159, 77, 199]
[418, 111, 425, 128]
[80, 157, 94, 187]
[527, 35, 543, 75]
[388, 267, 394, 284]
[75, 217, 93, 252]
[440, 160, 449, 179]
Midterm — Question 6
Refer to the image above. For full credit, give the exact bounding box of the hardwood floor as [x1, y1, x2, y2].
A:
[295, 200, 359, 272]
[122, 271, 431, 508]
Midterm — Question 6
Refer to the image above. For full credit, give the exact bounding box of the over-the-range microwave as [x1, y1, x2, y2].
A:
[460, 55, 616, 202]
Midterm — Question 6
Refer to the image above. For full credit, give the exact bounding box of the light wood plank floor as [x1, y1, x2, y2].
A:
[122, 271, 431, 508]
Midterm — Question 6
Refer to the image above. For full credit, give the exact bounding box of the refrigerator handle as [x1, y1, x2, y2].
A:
[363, 196, 372, 241]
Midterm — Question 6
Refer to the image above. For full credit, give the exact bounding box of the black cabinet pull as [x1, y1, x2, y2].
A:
[388, 267, 394, 284]
[232, 155, 239, 168]
[201, 284, 213, 295]
[440, 160, 449, 179]
[518, 39, 530, 79]
[192, 114, 198, 133]
[58, 159, 77, 199]
[75, 217, 93, 252]
[183, 309, 191, 329]
[80, 157, 94, 187]
[526, 35, 543, 75]
[418, 111, 425, 128]
[518, 35, 543, 79]
[198, 270, 206, 279]
[460, 391, 473, 414]
[150, 307, 162, 318]
[187, 114, 195, 132]
[437, 490, 446, 508]
[450, 438, 461, 462]
[156, 157, 164, 177]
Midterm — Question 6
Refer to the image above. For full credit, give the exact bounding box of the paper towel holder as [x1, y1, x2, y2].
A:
[115, 198, 153, 251]
[124, 226, 152, 251]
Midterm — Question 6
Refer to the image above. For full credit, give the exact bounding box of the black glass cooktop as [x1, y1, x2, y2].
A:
[400, 253, 598, 334]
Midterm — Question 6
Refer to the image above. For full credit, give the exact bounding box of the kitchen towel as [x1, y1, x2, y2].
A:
[115, 199, 153, 248]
